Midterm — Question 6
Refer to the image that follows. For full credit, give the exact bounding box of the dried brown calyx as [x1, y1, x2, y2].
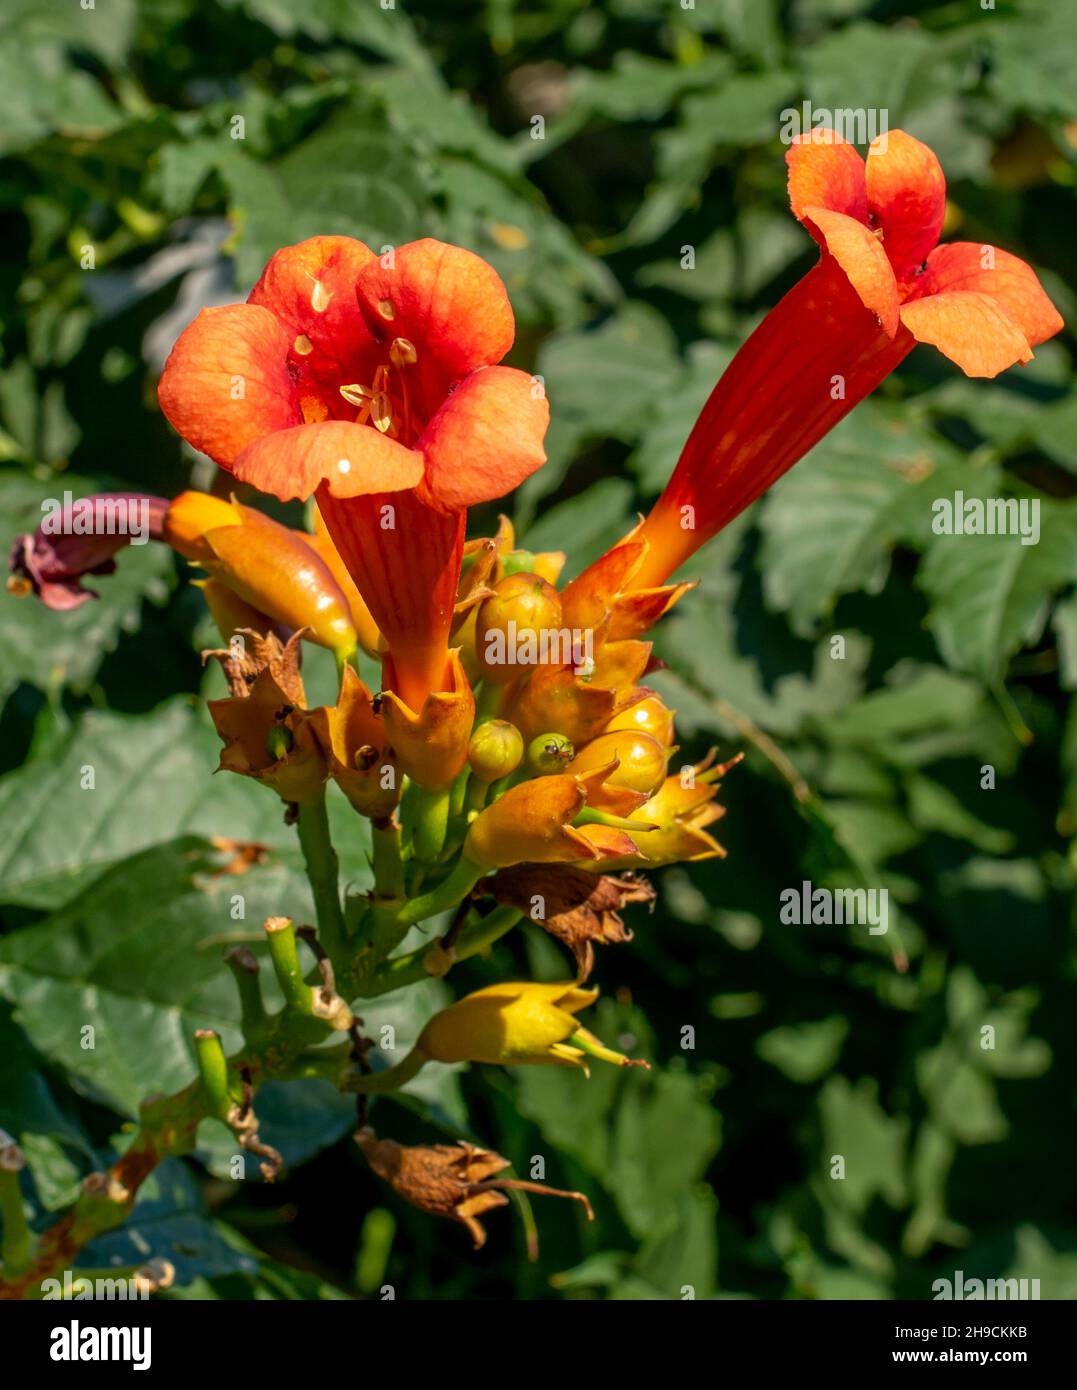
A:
[202, 628, 305, 703]
[484, 863, 655, 980]
[355, 1129, 592, 1250]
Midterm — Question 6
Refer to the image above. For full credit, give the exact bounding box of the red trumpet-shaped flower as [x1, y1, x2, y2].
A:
[631, 129, 1063, 589]
[158, 236, 549, 707]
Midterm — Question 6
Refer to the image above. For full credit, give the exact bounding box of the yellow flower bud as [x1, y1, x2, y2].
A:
[476, 572, 563, 684]
[566, 729, 668, 799]
[416, 980, 647, 1072]
[468, 719, 525, 782]
[607, 693, 676, 748]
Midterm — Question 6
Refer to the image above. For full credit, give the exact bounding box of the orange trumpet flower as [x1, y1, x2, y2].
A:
[631, 128, 1063, 590]
[157, 236, 549, 708]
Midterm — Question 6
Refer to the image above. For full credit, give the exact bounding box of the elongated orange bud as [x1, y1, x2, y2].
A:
[203, 510, 357, 657]
[163, 491, 242, 562]
[165, 491, 358, 657]
[194, 577, 275, 644]
[464, 771, 639, 869]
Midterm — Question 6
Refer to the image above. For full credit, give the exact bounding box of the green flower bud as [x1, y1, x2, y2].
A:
[526, 731, 575, 775]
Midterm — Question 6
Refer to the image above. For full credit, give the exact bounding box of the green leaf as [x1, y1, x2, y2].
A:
[0, 838, 319, 1112]
[78, 1160, 260, 1287]
[918, 496, 1077, 682]
[0, 1003, 95, 1210]
[0, 701, 293, 909]
[758, 404, 981, 635]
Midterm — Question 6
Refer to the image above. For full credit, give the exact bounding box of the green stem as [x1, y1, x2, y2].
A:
[0, 1152, 33, 1278]
[296, 794, 347, 961]
[412, 785, 452, 862]
[194, 1030, 234, 1122]
[224, 947, 268, 1042]
[392, 855, 486, 931]
[474, 680, 503, 724]
[265, 916, 313, 1014]
[344, 1047, 427, 1094]
[364, 906, 522, 997]
[371, 817, 405, 899]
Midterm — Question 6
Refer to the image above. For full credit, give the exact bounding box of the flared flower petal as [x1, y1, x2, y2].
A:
[864, 130, 946, 282]
[800, 207, 899, 336]
[157, 305, 298, 468]
[247, 234, 377, 384]
[899, 290, 1032, 378]
[787, 129, 867, 224]
[232, 419, 425, 501]
[911, 242, 1063, 346]
[354, 238, 515, 388]
[418, 366, 549, 512]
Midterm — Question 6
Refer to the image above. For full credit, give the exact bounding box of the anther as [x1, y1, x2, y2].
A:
[339, 384, 373, 408]
[377, 298, 395, 320]
[371, 391, 393, 433]
[293, 335, 313, 355]
[389, 337, 417, 367]
[311, 280, 332, 312]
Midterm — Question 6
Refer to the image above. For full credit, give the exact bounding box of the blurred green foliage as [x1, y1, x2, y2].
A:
[1, 0, 1075, 1300]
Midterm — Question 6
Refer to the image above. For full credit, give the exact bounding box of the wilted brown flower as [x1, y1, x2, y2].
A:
[355, 1128, 592, 1250]
[203, 627, 305, 703]
[486, 864, 655, 979]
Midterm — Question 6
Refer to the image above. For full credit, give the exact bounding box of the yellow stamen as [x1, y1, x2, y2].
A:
[293, 334, 313, 355]
[377, 298, 395, 320]
[389, 337, 417, 367]
[311, 280, 332, 312]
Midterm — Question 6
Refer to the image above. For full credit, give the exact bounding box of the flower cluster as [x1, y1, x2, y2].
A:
[8, 130, 1060, 1253]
